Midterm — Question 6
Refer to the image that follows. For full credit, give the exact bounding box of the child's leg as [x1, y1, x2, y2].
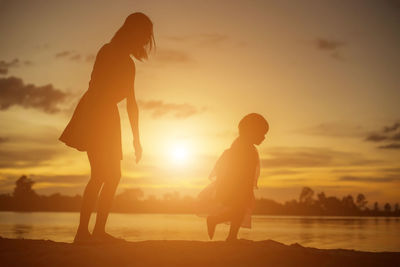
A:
[207, 209, 233, 239]
[226, 208, 246, 241]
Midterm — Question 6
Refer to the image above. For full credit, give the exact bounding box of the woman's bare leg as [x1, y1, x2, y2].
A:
[92, 176, 120, 236]
[75, 178, 103, 241]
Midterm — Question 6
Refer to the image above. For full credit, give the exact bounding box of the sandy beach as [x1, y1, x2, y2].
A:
[0, 237, 399, 267]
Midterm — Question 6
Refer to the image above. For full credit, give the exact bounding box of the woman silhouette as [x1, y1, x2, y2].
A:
[59, 13, 155, 243]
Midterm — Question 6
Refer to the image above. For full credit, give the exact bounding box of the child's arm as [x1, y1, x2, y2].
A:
[253, 150, 260, 189]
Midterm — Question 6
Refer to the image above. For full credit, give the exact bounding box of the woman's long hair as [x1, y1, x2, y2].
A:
[111, 12, 155, 61]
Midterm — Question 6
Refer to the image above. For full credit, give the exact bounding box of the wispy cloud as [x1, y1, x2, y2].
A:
[365, 134, 388, 142]
[261, 147, 380, 168]
[164, 33, 230, 46]
[339, 175, 400, 183]
[69, 54, 81, 61]
[0, 148, 60, 168]
[55, 51, 72, 58]
[315, 38, 346, 60]
[299, 122, 365, 138]
[138, 100, 204, 119]
[392, 133, 400, 141]
[378, 143, 400, 150]
[153, 49, 194, 64]
[85, 54, 96, 63]
[0, 76, 67, 113]
[316, 38, 345, 50]
[383, 122, 400, 133]
[55, 50, 92, 63]
[0, 58, 32, 75]
[365, 121, 400, 149]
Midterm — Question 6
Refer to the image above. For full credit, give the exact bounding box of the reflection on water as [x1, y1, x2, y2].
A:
[13, 224, 33, 239]
[0, 212, 399, 252]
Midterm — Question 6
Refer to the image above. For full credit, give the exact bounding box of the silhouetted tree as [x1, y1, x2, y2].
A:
[13, 175, 38, 210]
[119, 188, 144, 201]
[1, 177, 400, 216]
[13, 175, 37, 199]
[384, 203, 391, 213]
[373, 202, 379, 212]
[113, 188, 144, 212]
[356, 193, 368, 210]
[342, 195, 355, 207]
[299, 187, 314, 205]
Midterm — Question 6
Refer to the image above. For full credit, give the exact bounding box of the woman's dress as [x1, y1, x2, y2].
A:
[59, 44, 134, 160]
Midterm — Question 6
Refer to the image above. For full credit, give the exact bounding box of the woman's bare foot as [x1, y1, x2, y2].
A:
[92, 231, 125, 243]
[207, 216, 217, 240]
[73, 229, 92, 244]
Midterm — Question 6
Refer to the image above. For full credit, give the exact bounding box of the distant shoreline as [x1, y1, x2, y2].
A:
[3, 177, 399, 217]
[1, 237, 399, 267]
[0, 210, 399, 217]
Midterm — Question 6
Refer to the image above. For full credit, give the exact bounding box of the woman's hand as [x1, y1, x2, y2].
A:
[134, 139, 142, 163]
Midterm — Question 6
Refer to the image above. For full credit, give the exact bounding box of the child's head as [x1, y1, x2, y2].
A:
[238, 113, 269, 145]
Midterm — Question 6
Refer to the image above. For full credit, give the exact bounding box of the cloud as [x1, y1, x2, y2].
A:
[0, 76, 67, 113]
[0, 58, 20, 75]
[165, 33, 230, 46]
[383, 122, 400, 133]
[261, 147, 380, 169]
[55, 51, 72, 58]
[0, 148, 60, 168]
[331, 167, 400, 175]
[69, 54, 81, 61]
[0, 137, 9, 143]
[339, 175, 400, 183]
[138, 100, 204, 119]
[392, 133, 400, 141]
[153, 49, 193, 64]
[365, 134, 388, 142]
[55, 50, 87, 62]
[0, 59, 33, 75]
[299, 122, 365, 138]
[32, 174, 88, 184]
[378, 143, 400, 150]
[0, 174, 88, 195]
[85, 54, 96, 63]
[315, 38, 345, 50]
[365, 121, 400, 149]
[23, 60, 33, 66]
[315, 38, 346, 60]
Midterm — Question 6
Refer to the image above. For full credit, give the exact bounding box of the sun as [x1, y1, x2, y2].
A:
[167, 142, 191, 165]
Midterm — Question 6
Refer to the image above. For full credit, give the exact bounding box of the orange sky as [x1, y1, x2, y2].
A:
[0, 0, 399, 204]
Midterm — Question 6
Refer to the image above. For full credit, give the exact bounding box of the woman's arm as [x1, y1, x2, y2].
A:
[127, 85, 142, 163]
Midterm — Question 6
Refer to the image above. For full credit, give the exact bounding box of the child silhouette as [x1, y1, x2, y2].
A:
[200, 113, 269, 241]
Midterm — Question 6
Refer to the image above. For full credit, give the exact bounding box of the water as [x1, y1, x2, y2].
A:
[0, 212, 399, 252]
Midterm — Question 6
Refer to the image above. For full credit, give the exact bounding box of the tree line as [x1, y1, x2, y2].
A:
[0, 175, 399, 216]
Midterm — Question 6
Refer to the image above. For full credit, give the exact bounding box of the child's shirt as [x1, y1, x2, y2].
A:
[209, 138, 260, 208]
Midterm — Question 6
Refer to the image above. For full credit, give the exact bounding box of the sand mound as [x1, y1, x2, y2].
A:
[0, 237, 399, 267]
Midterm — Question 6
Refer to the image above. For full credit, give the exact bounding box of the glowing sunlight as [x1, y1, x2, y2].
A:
[167, 142, 191, 166]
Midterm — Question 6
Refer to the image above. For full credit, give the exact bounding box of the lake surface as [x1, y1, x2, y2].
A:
[0, 212, 399, 252]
